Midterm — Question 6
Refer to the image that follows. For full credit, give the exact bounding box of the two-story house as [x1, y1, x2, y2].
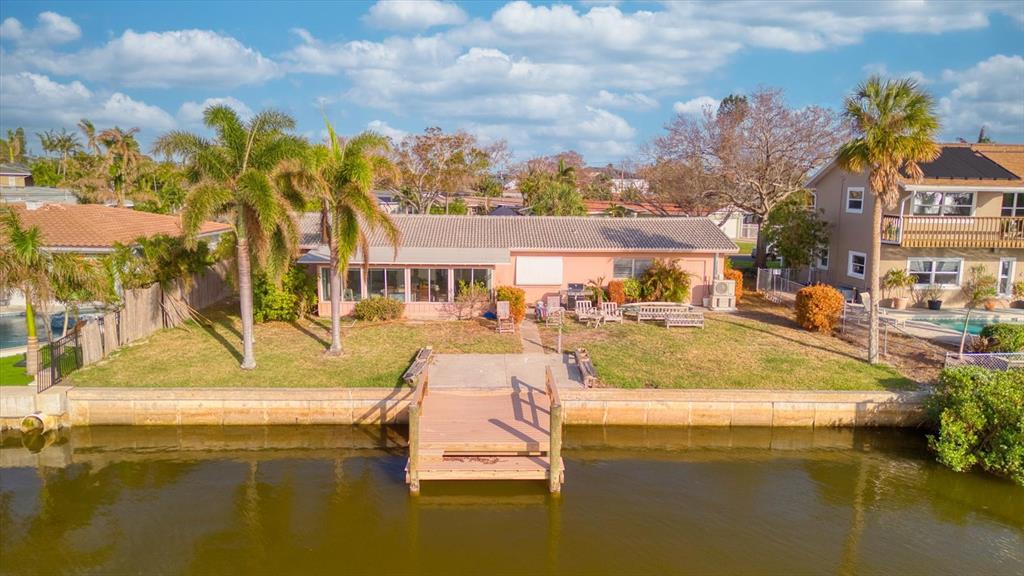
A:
[806, 143, 1024, 307]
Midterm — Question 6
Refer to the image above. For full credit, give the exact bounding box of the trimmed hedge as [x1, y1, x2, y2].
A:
[978, 323, 1024, 353]
[724, 267, 744, 303]
[353, 297, 404, 321]
[495, 285, 527, 323]
[622, 278, 643, 302]
[794, 284, 844, 333]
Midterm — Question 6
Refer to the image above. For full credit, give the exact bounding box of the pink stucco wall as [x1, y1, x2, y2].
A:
[312, 251, 726, 319]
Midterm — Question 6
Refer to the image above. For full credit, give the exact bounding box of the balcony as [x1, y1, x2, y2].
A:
[881, 215, 1024, 248]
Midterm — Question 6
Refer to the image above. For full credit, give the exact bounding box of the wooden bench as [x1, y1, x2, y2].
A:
[574, 348, 598, 388]
[402, 346, 434, 386]
[636, 304, 691, 322]
[665, 310, 705, 329]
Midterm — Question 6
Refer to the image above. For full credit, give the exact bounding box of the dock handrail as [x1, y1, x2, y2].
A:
[408, 367, 429, 493]
[545, 366, 563, 493]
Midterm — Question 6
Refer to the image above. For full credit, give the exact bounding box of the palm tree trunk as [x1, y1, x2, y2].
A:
[236, 235, 257, 370]
[867, 197, 882, 364]
[959, 308, 973, 355]
[24, 298, 39, 377]
[60, 306, 69, 338]
[327, 235, 343, 356]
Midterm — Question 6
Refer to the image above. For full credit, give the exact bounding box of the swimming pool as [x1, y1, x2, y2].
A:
[0, 313, 80, 350]
[920, 315, 1024, 336]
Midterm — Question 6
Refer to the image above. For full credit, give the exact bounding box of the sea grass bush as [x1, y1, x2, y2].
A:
[928, 366, 1024, 485]
[976, 323, 1024, 353]
[353, 296, 404, 321]
[794, 284, 844, 333]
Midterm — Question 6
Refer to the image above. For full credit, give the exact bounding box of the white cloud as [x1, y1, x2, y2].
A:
[0, 11, 80, 47]
[861, 62, 930, 84]
[364, 1, 467, 30]
[367, 120, 408, 142]
[591, 90, 658, 110]
[938, 54, 1024, 141]
[0, 72, 175, 131]
[672, 96, 719, 115]
[177, 97, 253, 125]
[7, 28, 278, 88]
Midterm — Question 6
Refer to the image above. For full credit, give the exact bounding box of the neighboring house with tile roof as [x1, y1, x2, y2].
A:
[805, 143, 1024, 307]
[5, 202, 231, 253]
[296, 213, 737, 318]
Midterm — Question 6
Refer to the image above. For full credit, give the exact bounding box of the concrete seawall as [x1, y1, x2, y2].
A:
[61, 387, 929, 428]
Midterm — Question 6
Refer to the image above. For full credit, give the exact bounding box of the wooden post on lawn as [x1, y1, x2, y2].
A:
[546, 366, 563, 494]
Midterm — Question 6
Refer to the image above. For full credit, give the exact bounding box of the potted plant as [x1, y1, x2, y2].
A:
[882, 268, 915, 310]
[1013, 280, 1024, 309]
[919, 284, 944, 310]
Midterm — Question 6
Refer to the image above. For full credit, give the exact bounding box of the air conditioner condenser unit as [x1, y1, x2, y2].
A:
[710, 279, 736, 310]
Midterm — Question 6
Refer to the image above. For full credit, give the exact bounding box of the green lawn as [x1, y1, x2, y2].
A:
[70, 307, 521, 388]
[734, 241, 755, 255]
[0, 354, 32, 386]
[539, 301, 916, 391]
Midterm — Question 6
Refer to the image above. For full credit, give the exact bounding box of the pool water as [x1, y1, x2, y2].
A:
[0, 313, 79, 349]
[922, 316, 1018, 336]
[1, 426, 1021, 575]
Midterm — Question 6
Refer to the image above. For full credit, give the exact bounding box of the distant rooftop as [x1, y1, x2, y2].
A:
[916, 145, 1020, 181]
[0, 162, 31, 176]
[1, 186, 79, 204]
[5, 203, 231, 252]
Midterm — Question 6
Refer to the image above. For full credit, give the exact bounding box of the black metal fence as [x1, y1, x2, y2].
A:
[36, 325, 83, 393]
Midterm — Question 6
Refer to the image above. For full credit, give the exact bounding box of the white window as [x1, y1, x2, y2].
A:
[1002, 192, 1024, 217]
[908, 258, 962, 287]
[847, 251, 866, 279]
[813, 246, 829, 270]
[612, 258, 652, 279]
[912, 191, 974, 216]
[515, 256, 563, 285]
[845, 187, 864, 214]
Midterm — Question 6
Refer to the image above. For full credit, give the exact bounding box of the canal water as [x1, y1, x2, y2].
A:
[0, 426, 1020, 575]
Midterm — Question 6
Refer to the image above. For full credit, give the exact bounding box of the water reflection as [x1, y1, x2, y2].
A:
[0, 426, 1021, 576]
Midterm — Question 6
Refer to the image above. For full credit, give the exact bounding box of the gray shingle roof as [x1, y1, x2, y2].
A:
[299, 213, 736, 253]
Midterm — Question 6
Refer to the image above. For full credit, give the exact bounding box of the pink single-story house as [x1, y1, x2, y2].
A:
[298, 213, 738, 319]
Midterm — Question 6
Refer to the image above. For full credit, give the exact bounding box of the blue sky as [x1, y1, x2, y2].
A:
[1, 1, 1022, 164]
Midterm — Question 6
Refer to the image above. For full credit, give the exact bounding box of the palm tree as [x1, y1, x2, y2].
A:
[78, 119, 101, 156]
[836, 76, 939, 364]
[0, 207, 108, 376]
[98, 127, 144, 206]
[277, 120, 399, 355]
[52, 129, 81, 178]
[153, 105, 306, 369]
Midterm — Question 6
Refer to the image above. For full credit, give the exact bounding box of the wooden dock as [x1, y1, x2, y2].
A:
[406, 366, 564, 493]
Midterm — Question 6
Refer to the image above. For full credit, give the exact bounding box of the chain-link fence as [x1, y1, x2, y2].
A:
[944, 353, 1024, 371]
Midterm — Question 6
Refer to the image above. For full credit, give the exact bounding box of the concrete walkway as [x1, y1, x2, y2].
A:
[519, 317, 546, 354]
[429, 353, 585, 390]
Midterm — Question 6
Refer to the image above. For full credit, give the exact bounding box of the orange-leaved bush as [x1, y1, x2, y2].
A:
[607, 280, 626, 305]
[495, 285, 527, 323]
[795, 284, 844, 333]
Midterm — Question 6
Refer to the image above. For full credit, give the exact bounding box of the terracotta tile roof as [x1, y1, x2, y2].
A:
[5, 203, 231, 250]
[300, 213, 737, 253]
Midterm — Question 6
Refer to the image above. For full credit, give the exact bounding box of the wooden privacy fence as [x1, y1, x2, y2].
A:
[77, 261, 232, 367]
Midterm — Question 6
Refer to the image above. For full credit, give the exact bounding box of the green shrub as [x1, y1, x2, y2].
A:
[353, 296, 404, 321]
[622, 278, 642, 302]
[253, 265, 317, 323]
[928, 367, 1024, 485]
[640, 259, 692, 303]
[607, 280, 626, 305]
[794, 284, 844, 332]
[495, 285, 526, 323]
[977, 323, 1024, 352]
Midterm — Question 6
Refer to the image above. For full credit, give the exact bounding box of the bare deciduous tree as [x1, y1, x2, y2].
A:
[389, 127, 507, 214]
[650, 88, 848, 267]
